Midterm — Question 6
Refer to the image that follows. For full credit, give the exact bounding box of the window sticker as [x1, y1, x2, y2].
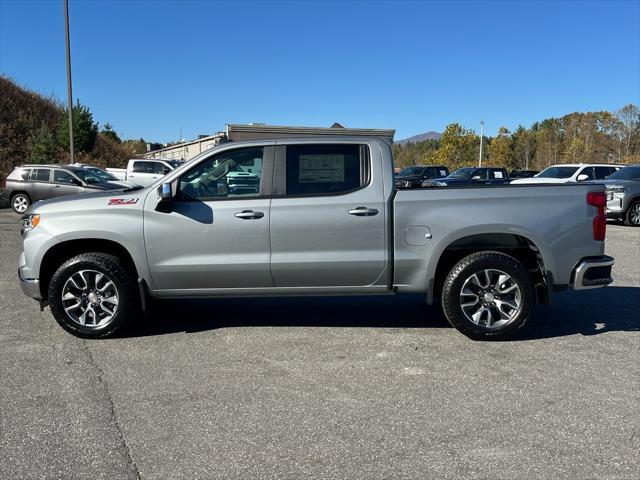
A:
[494, 171, 504, 179]
[298, 154, 345, 183]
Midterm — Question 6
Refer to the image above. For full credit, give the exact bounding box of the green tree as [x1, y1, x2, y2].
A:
[27, 125, 58, 164]
[101, 122, 121, 143]
[58, 99, 98, 153]
[512, 126, 536, 170]
[435, 123, 479, 169]
[487, 127, 513, 168]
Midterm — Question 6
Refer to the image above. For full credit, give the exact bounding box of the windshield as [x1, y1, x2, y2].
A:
[86, 167, 118, 181]
[606, 166, 640, 180]
[73, 169, 103, 184]
[536, 166, 579, 178]
[167, 160, 183, 168]
[398, 167, 426, 176]
[447, 168, 474, 179]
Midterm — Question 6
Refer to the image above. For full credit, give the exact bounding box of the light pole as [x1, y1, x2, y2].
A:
[64, 0, 75, 163]
[478, 121, 484, 167]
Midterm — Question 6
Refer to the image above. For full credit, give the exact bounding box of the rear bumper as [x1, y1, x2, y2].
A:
[571, 255, 614, 290]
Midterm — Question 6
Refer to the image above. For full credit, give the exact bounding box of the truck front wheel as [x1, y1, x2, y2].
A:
[48, 253, 139, 338]
[441, 251, 534, 340]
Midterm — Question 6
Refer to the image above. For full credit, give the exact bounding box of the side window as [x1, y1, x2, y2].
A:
[53, 169, 79, 185]
[179, 147, 263, 201]
[424, 168, 436, 178]
[285, 144, 366, 196]
[594, 166, 612, 179]
[31, 168, 51, 182]
[491, 169, 505, 179]
[18, 168, 31, 180]
[579, 167, 595, 180]
[472, 169, 487, 180]
[153, 162, 169, 174]
[133, 161, 155, 173]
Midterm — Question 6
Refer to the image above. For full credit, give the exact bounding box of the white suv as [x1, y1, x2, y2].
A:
[511, 164, 621, 184]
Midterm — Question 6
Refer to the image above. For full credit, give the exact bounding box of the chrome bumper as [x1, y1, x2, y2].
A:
[571, 256, 614, 290]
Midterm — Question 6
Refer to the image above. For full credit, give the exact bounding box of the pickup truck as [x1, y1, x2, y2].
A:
[106, 158, 182, 187]
[18, 134, 614, 340]
[423, 167, 510, 187]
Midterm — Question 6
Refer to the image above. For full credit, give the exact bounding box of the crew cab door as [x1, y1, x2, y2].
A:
[269, 142, 388, 287]
[143, 145, 275, 291]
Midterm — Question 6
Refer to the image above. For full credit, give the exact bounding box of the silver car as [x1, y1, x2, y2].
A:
[601, 165, 640, 226]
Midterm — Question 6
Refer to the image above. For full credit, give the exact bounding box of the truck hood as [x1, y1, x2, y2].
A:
[27, 187, 146, 214]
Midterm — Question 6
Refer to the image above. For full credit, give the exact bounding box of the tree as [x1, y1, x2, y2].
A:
[434, 123, 479, 169]
[101, 122, 121, 143]
[487, 127, 513, 168]
[58, 99, 98, 154]
[512, 126, 536, 170]
[27, 125, 57, 164]
[615, 104, 640, 160]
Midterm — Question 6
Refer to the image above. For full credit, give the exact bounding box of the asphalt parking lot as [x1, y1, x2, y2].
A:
[0, 208, 638, 479]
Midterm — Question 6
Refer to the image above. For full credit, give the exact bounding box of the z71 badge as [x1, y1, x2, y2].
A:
[108, 198, 139, 205]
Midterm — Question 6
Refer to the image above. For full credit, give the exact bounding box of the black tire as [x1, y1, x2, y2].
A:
[48, 253, 139, 338]
[441, 251, 534, 340]
[11, 192, 30, 214]
[624, 200, 640, 227]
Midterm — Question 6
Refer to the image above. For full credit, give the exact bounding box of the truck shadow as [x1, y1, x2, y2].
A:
[126, 286, 639, 340]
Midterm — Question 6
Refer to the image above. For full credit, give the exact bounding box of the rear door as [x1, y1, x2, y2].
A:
[51, 169, 84, 197]
[269, 142, 388, 287]
[28, 168, 52, 200]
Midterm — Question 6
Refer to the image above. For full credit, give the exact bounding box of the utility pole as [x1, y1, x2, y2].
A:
[64, 0, 75, 163]
[478, 121, 484, 167]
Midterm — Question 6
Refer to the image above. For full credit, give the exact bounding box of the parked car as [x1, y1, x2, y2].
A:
[395, 165, 449, 188]
[424, 167, 510, 186]
[18, 134, 613, 341]
[2, 165, 124, 214]
[70, 163, 135, 188]
[106, 159, 182, 187]
[510, 164, 621, 184]
[510, 169, 539, 179]
[598, 165, 640, 226]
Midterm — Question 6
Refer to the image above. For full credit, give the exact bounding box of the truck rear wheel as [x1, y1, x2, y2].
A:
[48, 253, 139, 338]
[441, 251, 534, 340]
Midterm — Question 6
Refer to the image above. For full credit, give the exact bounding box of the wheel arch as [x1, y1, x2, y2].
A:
[429, 231, 552, 305]
[39, 238, 139, 300]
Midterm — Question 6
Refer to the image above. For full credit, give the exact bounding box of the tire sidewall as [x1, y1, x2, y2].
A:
[48, 254, 137, 338]
[11, 193, 30, 214]
[626, 200, 640, 227]
[442, 252, 534, 340]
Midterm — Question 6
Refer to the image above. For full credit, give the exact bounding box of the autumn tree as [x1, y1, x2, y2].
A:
[434, 123, 479, 169]
[487, 127, 513, 168]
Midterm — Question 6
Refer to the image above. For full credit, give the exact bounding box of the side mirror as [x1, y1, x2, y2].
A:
[162, 167, 171, 175]
[471, 175, 482, 180]
[156, 181, 176, 211]
[576, 174, 589, 182]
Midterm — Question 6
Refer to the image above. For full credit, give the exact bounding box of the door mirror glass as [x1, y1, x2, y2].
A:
[160, 182, 173, 200]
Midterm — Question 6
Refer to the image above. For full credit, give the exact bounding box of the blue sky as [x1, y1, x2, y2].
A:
[1, 0, 638, 142]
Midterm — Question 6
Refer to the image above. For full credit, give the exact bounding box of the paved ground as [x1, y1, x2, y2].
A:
[0, 207, 638, 479]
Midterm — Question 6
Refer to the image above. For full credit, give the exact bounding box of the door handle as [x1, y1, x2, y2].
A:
[234, 210, 264, 219]
[54, 185, 61, 188]
[348, 207, 379, 216]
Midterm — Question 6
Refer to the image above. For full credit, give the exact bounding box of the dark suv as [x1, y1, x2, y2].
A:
[395, 165, 450, 188]
[424, 167, 510, 187]
[1, 165, 124, 213]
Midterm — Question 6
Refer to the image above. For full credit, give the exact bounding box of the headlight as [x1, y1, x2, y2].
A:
[21, 214, 40, 231]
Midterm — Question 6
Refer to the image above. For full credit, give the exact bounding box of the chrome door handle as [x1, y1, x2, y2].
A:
[348, 207, 379, 216]
[234, 210, 264, 219]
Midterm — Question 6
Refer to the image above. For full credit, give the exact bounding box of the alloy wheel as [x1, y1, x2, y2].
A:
[459, 269, 522, 329]
[61, 269, 120, 328]
[13, 196, 28, 213]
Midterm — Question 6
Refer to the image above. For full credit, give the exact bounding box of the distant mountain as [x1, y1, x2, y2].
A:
[396, 131, 442, 144]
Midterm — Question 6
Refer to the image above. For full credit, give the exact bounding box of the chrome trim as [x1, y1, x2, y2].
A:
[572, 256, 614, 290]
[19, 277, 42, 300]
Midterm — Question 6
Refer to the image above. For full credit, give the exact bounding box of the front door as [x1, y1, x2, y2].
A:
[269, 143, 388, 287]
[51, 169, 84, 197]
[144, 145, 274, 292]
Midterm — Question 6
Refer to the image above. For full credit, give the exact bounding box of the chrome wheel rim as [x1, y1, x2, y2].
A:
[459, 269, 522, 329]
[631, 203, 640, 225]
[61, 270, 119, 328]
[13, 196, 28, 213]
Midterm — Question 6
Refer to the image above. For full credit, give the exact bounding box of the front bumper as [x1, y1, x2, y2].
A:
[19, 270, 42, 300]
[571, 256, 614, 290]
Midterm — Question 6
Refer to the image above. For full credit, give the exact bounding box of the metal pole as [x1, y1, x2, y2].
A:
[478, 121, 484, 167]
[64, 0, 75, 163]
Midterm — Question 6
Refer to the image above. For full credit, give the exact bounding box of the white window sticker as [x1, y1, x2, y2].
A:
[494, 171, 504, 179]
[439, 170, 447, 177]
[299, 154, 345, 183]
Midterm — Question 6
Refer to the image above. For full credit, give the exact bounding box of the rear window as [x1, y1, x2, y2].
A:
[285, 144, 368, 196]
[537, 166, 578, 178]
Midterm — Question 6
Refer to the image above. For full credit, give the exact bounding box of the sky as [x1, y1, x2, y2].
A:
[1, 0, 639, 143]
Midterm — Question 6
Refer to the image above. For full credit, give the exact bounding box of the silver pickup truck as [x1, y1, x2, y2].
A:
[18, 134, 614, 340]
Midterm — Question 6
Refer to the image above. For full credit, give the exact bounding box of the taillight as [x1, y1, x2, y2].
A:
[587, 191, 606, 241]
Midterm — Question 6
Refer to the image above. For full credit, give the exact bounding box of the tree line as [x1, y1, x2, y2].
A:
[393, 105, 640, 171]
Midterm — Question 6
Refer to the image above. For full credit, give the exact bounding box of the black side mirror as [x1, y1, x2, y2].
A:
[163, 167, 171, 175]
